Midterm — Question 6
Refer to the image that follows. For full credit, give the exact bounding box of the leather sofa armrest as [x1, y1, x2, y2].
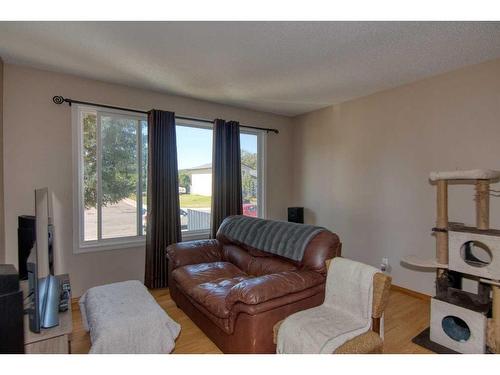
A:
[226, 270, 325, 309]
[167, 239, 222, 269]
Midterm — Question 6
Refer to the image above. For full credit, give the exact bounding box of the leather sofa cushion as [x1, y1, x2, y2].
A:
[167, 239, 222, 269]
[222, 245, 253, 274]
[226, 270, 325, 309]
[248, 256, 298, 276]
[173, 262, 250, 318]
[173, 262, 246, 291]
[188, 276, 249, 318]
[222, 244, 298, 276]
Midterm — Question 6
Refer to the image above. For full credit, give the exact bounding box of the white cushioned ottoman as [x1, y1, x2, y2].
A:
[79, 280, 180, 354]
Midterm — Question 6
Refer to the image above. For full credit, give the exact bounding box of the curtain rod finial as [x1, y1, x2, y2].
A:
[53, 95, 65, 105]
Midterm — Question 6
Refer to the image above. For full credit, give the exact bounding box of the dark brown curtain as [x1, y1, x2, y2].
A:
[145, 110, 181, 289]
[210, 119, 243, 238]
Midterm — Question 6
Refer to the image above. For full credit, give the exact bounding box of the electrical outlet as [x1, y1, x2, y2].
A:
[380, 257, 390, 273]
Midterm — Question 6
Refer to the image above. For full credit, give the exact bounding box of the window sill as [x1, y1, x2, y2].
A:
[74, 231, 211, 254]
[181, 230, 210, 242]
[74, 237, 146, 254]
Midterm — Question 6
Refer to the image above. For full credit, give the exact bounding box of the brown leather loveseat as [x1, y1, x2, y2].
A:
[167, 216, 341, 353]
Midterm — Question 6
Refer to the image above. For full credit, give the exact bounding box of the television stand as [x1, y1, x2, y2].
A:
[21, 274, 73, 354]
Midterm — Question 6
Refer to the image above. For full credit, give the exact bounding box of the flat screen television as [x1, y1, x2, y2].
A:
[27, 188, 59, 333]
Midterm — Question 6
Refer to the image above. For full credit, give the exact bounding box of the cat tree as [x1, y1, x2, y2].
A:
[403, 169, 500, 354]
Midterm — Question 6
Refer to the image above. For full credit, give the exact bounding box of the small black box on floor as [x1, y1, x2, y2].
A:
[288, 207, 304, 224]
[0, 264, 24, 353]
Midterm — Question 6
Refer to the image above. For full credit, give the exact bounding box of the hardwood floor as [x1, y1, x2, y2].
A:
[71, 287, 433, 354]
[383, 288, 432, 353]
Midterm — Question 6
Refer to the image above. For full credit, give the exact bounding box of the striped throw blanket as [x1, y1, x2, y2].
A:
[217, 215, 325, 262]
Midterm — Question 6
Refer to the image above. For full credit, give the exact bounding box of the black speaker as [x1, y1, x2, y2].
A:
[288, 207, 304, 224]
[0, 264, 24, 353]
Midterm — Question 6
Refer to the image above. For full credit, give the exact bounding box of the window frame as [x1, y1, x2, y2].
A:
[72, 105, 268, 252]
[72, 104, 147, 253]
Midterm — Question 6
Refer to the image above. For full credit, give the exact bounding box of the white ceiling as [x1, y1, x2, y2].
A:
[1, 22, 500, 116]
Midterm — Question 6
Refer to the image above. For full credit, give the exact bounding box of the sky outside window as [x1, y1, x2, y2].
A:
[176, 125, 257, 169]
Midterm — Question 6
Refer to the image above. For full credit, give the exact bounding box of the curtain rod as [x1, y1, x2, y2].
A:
[52, 96, 279, 134]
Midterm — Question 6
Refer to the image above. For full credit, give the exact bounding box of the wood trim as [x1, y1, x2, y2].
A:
[391, 284, 431, 301]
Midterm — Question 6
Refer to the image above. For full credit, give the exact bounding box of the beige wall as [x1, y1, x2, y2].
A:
[3, 64, 294, 296]
[0, 58, 4, 263]
[292, 58, 500, 295]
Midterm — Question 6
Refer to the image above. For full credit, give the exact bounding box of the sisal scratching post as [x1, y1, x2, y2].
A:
[476, 180, 490, 230]
[436, 180, 448, 265]
[493, 285, 500, 353]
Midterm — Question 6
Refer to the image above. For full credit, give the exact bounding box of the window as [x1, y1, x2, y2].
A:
[74, 105, 147, 252]
[177, 120, 265, 240]
[74, 107, 266, 251]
